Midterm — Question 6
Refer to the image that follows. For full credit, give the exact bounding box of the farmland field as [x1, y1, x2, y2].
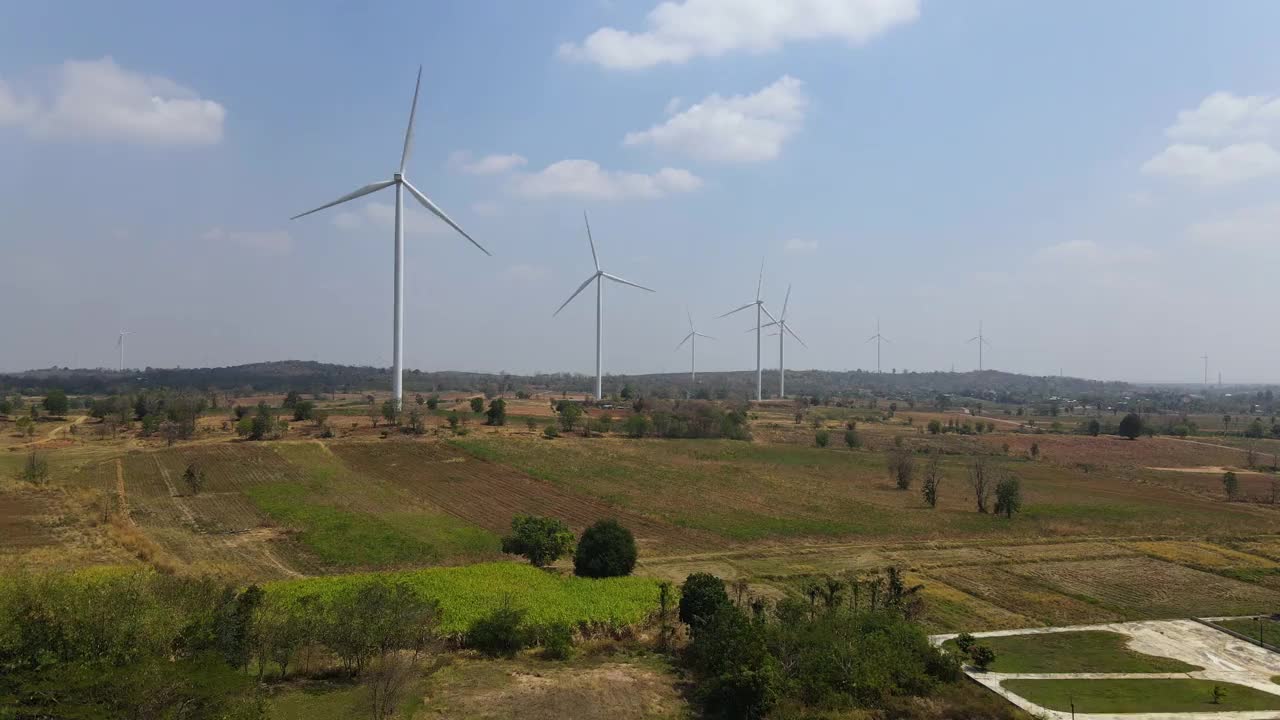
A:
[1001, 678, 1280, 712]
[945, 630, 1200, 673]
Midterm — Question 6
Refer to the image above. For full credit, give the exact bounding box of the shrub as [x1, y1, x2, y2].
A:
[888, 448, 915, 490]
[679, 573, 731, 632]
[994, 476, 1021, 519]
[573, 519, 637, 578]
[500, 515, 575, 567]
[844, 428, 861, 449]
[525, 417, 539, 432]
[953, 632, 976, 654]
[485, 398, 507, 426]
[543, 424, 559, 439]
[968, 644, 996, 671]
[469, 397, 485, 414]
[465, 599, 529, 657]
[624, 413, 650, 438]
[815, 429, 830, 448]
[1223, 471, 1240, 501]
[539, 622, 574, 660]
[1118, 412, 1143, 440]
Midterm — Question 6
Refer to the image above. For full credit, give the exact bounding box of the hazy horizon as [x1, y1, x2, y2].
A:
[4, 2, 1279, 385]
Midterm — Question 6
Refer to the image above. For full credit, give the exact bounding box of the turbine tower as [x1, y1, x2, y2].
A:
[290, 66, 489, 410]
[117, 330, 132, 372]
[967, 321, 991, 371]
[675, 310, 714, 385]
[554, 213, 654, 400]
[719, 261, 776, 401]
[1201, 354, 1209, 388]
[762, 285, 806, 398]
[865, 319, 890, 373]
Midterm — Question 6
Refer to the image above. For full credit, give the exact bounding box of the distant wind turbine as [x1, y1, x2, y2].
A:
[967, 321, 991, 371]
[865, 318, 890, 374]
[1201, 354, 1209, 388]
[554, 212, 654, 400]
[719, 260, 776, 401]
[117, 330, 132, 372]
[675, 310, 714, 384]
[290, 66, 490, 410]
[762, 285, 806, 398]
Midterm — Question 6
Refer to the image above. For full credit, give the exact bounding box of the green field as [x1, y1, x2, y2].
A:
[947, 631, 1199, 673]
[1002, 678, 1280, 712]
[266, 562, 662, 635]
[1212, 616, 1280, 645]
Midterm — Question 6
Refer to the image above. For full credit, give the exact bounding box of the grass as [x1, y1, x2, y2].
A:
[265, 562, 662, 635]
[1002, 678, 1280, 712]
[1212, 616, 1280, 645]
[945, 631, 1199, 673]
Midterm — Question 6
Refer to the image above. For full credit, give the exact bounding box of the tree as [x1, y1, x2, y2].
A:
[42, 389, 69, 416]
[525, 417, 539, 432]
[969, 456, 993, 513]
[368, 398, 379, 428]
[921, 452, 943, 508]
[994, 476, 1021, 518]
[1212, 684, 1227, 705]
[15, 415, 35, 438]
[291, 400, 315, 422]
[543, 423, 559, 439]
[485, 398, 507, 426]
[1223, 471, 1240, 501]
[887, 447, 915, 490]
[954, 632, 976, 655]
[927, 419, 942, 435]
[679, 573, 731, 632]
[407, 408, 426, 435]
[843, 427, 861, 449]
[814, 429, 830, 447]
[1245, 418, 1266, 439]
[159, 420, 181, 447]
[282, 390, 301, 409]
[1029, 442, 1040, 460]
[1086, 418, 1101, 436]
[1118, 412, 1143, 440]
[426, 395, 439, 410]
[624, 414, 649, 438]
[447, 412, 460, 431]
[381, 400, 400, 427]
[969, 644, 996, 671]
[558, 402, 583, 431]
[573, 519, 637, 578]
[183, 464, 206, 495]
[469, 397, 485, 414]
[500, 514, 575, 567]
[18, 451, 49, 484]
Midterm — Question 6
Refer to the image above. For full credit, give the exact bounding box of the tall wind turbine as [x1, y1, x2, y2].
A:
[117, 330, 132, 372]
[675, 310, 714, 384]
[719, 261, 776, 401]
[290, 66, 490, 410]
[1201, 354, 1209, 388]
[554, 213, 654, 400]
[967, 321, 991, 371]
[865, 319, 890, 373]
[762, 285, 806, 398]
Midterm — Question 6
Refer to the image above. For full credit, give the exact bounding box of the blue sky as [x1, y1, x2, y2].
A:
[3, 1, 1280, 383]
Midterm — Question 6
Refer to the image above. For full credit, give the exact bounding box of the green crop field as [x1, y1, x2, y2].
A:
[946, 630, 1200, 673]
[1212, 616, 1280, 644]
[266, 562, 662, 635]
[1002, 678, 1280, 712]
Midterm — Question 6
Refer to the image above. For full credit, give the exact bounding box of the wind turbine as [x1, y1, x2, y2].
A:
[762, 285, 806, 398]
[719, 261, 777, 401]
[675, 310, 714, 385]
[1201, 354, 1209, 388]
[117, 330, 132, 372]
[865, 319, 890, 374]
[554, 213, 654, 400]
[290, 66, 490, 410]
[967, 321, 991, 371]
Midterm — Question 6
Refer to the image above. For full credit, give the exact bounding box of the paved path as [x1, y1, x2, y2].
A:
[933, 620, 1280, 720]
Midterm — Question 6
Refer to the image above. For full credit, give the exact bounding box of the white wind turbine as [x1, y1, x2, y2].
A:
[762, 285, 806, 398]
[554, 213, 654, 400]
[719, 261, 777, 401]
[866, 318, 890, 373]
[675, 310, 715, 384]
[968, 320, 992, 371]
[117, 330, 132, 372]
[290, 66, 490, 410]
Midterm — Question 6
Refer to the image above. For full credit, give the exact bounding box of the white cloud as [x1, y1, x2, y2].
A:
[784, 238, 818, 253]
[1167, 92, 1280, 142]
[451, 151, 528, 175]
[202, 228, 291, 256]
[1188, 203, 1280, 249]
[1141, 142, 1280, 186]
[559, 0, 920, 70]
[624, 76, 806, 163]
[1034, 239, 1154, 265]
[511, 159, 702, 199]
[0, 57, 224, 145]
[330, 200, 450, 237]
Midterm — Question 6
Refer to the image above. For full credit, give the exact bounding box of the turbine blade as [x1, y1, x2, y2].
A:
[760, 305, 778, 324]
[403, 180, 491, 255]
[553, 274, 597, 316]
[967, 336, 979, 343]
[882, 336, 892, 344]
[865, 334, 878, 343]
[290, 180, 395, 220]
[583, 212, 600, 271]
[687, 308, 694, 331]
[601, 272, 654, 292]
[718, 303, 755, 318]
[755, 258, 765, 301]
[400, 66, 423, 174]
[780, 284, 791, 321]
[785, 324, 807, 348]
[695, 332, 715, 340]
[675, 332, 693, 350]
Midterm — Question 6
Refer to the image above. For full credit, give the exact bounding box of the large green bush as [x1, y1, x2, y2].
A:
[679, 572, 731, 632]
[573, 519, 637, 578]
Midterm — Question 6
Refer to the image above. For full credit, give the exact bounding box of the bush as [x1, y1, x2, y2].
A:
[539, 622, 574, 660]
[679, 573, 731, 632]
[624, 413, 650, 438]
[501, 515, 575, 567]
[994, 476, 1022, 519]
[844, 428, 861, 449]
[485, 398, 507, 426]
[888, 448, 915, 490]
[543, 424, 559, 439]
[1118, 412, 1143, 440]
[968, 644, 996, 671]
[573, 519, 637, 578]
[465, 599, 529, 657]
[469, 397, 485, 414]
[953, 632, 975, 654]
[815, 429, 830, 447]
